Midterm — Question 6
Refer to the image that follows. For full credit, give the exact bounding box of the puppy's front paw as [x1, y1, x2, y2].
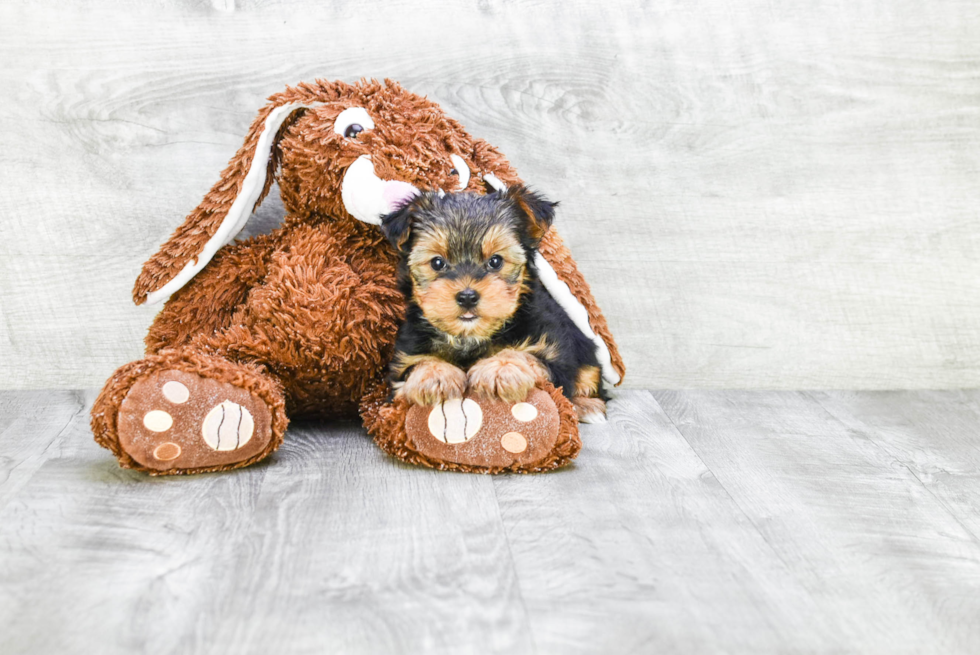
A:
[467, 350, 546, 403]
[573, 397, 607, 424]
[399, 359, 468, 406]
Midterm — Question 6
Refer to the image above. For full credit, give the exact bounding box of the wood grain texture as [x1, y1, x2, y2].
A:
[810, 390, 980, 545]
[0, 395, 532, 655]
[2, 0, 980, 389]
[491, 390, 841, 653]
[5, 389, 980, 653]
[654, 389, 980, 654]
[0, 390, 88, 510]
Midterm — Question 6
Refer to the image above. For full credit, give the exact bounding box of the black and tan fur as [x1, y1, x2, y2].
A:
[381, 187, 606, 421]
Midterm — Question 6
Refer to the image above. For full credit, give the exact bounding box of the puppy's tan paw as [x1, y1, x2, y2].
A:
[572, 396, 607, 424]
[399, 359, 468, 406]
[467, 350, 546, 403]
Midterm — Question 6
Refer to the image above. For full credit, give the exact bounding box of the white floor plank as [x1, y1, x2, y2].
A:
[3, 390, 980, 653]
[654, 390, 980, 655]
[810, 390, 980, 548]
[0, 414, 531, 655]
[494, 390, 843, 654]
[0, 390, 88, 510]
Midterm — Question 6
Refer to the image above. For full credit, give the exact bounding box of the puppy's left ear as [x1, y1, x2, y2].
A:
[381, 203, 414, 253]
[509, 185, 557, 246]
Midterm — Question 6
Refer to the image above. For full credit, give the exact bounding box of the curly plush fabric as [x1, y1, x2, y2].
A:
[92, 78, 624, 475]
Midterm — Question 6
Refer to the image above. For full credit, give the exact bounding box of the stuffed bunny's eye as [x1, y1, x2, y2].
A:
[334, 107, 375, 140]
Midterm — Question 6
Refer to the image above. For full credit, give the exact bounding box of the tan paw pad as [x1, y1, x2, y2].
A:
[405, 387, 563, 471]
[427, 398, 483, 444]
[153, 442, 182, 461]
[500, 431, 528, 454]
[511, 402, 538, 422]
[143, 410, 173, 432]
[162, 380, 190, 404]
[202, 400, 255, 451]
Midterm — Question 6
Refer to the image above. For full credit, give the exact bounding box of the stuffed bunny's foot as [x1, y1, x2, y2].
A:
[115, 369, 276, 474]
[365, 380, 581, 474]
[93, 351, 288, 475]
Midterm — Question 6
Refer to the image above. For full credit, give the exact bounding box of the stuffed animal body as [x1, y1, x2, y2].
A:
[91, 78, 625, 475]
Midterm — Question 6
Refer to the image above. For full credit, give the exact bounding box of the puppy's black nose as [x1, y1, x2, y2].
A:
[456, 288, 480, 309]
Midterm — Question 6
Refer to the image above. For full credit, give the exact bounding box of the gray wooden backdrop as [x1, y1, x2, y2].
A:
[2, 0, 979, 390]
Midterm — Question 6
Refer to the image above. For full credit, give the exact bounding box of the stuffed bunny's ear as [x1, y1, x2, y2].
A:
[134, 101, 320, 305]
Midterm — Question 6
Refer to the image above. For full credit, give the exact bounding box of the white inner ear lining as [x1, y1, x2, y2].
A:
[534, 252, 620, 386]
[145, 101, 322, 305]
[450, 154, 470, 190]
[483, 173, 505, 192]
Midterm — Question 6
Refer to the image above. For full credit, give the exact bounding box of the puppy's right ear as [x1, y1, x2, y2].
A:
[508, 185, 557, 247]
[381, 203, 414, 253]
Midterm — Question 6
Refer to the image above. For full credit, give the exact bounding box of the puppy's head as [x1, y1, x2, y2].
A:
[382, 186, 556, 338]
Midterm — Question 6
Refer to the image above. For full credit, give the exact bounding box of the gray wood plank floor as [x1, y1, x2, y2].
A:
[2, 389, 979, 654]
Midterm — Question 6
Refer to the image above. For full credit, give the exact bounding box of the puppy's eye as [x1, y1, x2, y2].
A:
[333, 106, 375, 140]
[431, 257, 447, 271]
[487, 254, 504, 270]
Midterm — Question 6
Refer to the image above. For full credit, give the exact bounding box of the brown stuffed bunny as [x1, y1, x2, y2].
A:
[90, 78, 625, 475]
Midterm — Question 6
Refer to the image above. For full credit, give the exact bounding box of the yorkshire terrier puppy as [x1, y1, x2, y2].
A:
[381, 186, 606, 422]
